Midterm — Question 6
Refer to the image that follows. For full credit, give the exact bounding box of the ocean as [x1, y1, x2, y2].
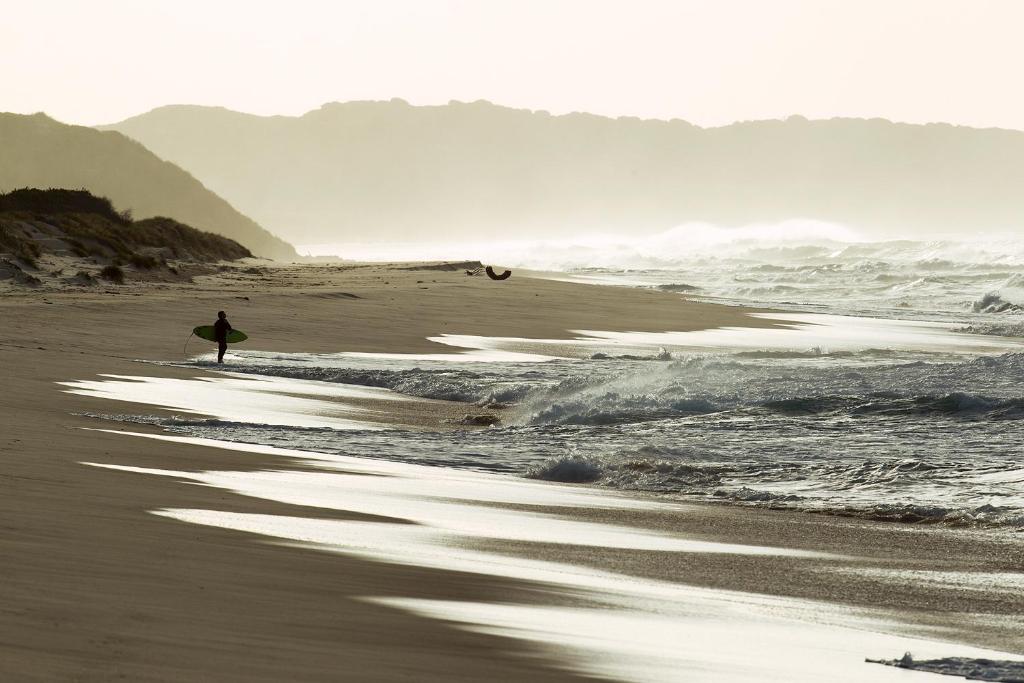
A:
[73, 231, 1024, 532]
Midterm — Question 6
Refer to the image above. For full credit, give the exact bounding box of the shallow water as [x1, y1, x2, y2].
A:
[70, 333, 1024, 530]
[307, 233, 1024, 324]
[64, 239, 1024, 679]
[67, 237, 1024, 531]
[82, 432, 1024, 683]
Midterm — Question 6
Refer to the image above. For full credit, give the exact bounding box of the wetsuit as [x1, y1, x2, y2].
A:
[214, 318, 232, 363]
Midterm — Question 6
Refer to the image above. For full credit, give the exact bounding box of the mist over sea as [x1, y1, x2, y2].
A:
[111, 225, 1024, 530]
[303, 221, 1024, 324]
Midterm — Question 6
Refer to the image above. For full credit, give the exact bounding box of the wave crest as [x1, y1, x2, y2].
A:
[525, 452, 727, 491]
[972, 291, 1022, 314]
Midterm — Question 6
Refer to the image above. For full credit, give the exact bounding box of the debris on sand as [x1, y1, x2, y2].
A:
[485, 266, 512, 280]
[399, 261, 483, 273]
[453, 414, 501, 427]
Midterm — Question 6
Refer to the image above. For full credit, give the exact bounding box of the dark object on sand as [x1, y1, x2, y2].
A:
[465, 265, 511, 280]
[866, 652, 1024, 681]
[100, 264, 125, 284]
[485, 266, 512, 280]
[399, 261, 482, 273]
[458, 414, 501, 426]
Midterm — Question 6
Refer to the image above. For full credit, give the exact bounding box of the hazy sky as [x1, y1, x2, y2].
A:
[4, 0, 1022, 129]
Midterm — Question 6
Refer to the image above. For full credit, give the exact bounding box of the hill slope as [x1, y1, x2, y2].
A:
[0, 188, 254, 289]
[1, 113, 296, 259]
[106, 100, 1024, 244]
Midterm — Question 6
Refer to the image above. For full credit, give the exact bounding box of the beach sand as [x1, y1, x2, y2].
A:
[2, 261, 1021, 681]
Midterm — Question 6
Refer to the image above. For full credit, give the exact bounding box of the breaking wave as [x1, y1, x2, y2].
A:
[972, 292, 1023, 314]
[188, 362, 539, 406]
[147, 349, 1024, 530]
[310, 231, 1024, 325]
[524, 451, 1024, 529]
[525, 449, 727, 490]
[151, 232, 1024, 532]
[513, 352, 1024, 427]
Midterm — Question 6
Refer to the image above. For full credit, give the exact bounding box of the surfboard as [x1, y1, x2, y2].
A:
[193, 325, 248, 343]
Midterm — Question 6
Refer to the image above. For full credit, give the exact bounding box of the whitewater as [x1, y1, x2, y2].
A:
[87, 228, 1024, 531]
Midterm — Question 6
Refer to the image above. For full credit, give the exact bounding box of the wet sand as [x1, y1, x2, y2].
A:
[1, 261, 1021, 681]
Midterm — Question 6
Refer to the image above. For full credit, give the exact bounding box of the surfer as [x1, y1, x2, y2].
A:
[214, 311, 232, 363]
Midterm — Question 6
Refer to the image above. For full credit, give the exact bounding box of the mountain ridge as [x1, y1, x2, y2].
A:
[115, 99, 1024, 134]
[104, 100, 1024, 244]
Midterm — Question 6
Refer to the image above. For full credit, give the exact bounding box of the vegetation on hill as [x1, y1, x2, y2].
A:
[0, 186, 130, 219]
[0, 188, 252, 279]
[0, 113, 296, 259]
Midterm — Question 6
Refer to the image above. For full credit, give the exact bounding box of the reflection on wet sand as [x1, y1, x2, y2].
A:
[86, 431, 1021, 683]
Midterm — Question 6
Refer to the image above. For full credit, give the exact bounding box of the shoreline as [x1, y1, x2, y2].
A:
[80, 429, 1024, 682]
[3, 262, 1022, 680]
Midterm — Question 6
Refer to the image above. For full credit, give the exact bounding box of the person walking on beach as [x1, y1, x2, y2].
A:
[214, 310, 232, 364]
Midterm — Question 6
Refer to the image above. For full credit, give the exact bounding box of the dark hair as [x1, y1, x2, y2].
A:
[217, 310, 226, 318]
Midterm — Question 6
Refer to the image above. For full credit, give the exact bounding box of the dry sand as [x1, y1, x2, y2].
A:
[1, 261, 1021, 681]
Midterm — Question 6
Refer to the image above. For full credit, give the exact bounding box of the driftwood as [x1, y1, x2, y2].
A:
[485, 266, 512, 280]
[465, 265, 512, 280]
